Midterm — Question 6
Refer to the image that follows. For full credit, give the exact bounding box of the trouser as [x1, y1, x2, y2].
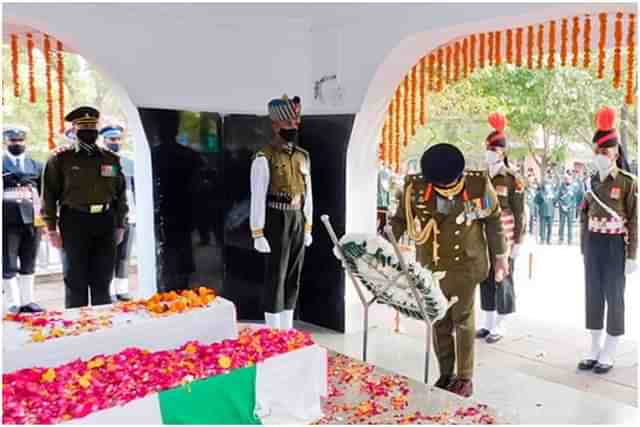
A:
[377, 208, 388, 235]
[539, 215, 552, 243]
[584, 232, 626, 336]
[528, 211, 535, 235]
[59, 207, 117, 309]
[114, 224, 135, 279]
[432, 271, 477, 380]
[263, 208, 305, 313]
[479, 258, 516, 314]
[2, 224, 41, 279]
[558, 211, 574, 244]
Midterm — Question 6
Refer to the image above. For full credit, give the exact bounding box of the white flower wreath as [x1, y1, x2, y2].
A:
[333, 234, 449, 322]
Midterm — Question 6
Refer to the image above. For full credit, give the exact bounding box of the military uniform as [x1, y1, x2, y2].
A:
[41, 107, 128, 308]
[391, 143, 507, 397]
[377, 167, 392, 234]
[534, 184, 555, 244]
[578, 106, 638, 374]
[250, 95, 312, 330]
[555, 181, 578, 244]
[2, 126, 45, 313]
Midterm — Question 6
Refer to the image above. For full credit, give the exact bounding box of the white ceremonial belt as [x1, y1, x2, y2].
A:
[3, 189, 32, 201]
[588, 217, 627, 234]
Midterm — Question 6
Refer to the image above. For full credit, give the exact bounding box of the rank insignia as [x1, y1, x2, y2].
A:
[101, 165, 117, 177]
[610, 187, 621, 200]
[496, 185, 508, 197]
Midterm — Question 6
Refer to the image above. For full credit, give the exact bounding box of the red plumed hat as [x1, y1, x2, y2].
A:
[486, 112, 507, 148]
[593, 106, 618, 148]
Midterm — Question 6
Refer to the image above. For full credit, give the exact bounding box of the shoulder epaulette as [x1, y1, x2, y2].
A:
[294, 146, 309, 156]
[464, 169, 487, 178]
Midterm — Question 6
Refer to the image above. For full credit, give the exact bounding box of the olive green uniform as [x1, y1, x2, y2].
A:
[580, 169, 637, 336]
[480, 167, 525, 315]
[391, 170, 507, 380]
[251, 142, 312, 313]
[41, 146, 128, 308]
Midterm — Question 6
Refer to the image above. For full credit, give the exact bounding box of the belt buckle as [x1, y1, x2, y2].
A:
[90, 204, 104, 214]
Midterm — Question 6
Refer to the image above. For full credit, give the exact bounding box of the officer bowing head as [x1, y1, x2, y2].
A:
[268, 95, 301, 146]
[3, 125, 28, 156]
[420, 143, 466, 195]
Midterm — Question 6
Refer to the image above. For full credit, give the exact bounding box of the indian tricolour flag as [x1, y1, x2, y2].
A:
[72, 345, 327, 425]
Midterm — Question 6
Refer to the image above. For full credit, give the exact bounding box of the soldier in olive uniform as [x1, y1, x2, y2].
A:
[391, 143, 508, 398]
[476, 113, 526, 343]
[250, 95, 313, 330]
[555, 173, 578, 245]
[534, 180, 555, 244]
[41, 107, 128, 308]
[578, 107, 637, 374]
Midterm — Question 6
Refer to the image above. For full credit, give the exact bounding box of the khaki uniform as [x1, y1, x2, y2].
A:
[580, 169, 637, 336]
[391, 170, 506, 379]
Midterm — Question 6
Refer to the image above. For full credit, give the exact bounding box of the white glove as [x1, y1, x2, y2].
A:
[626, 259, 638, 275]
[510, 244, 522, 260]
[254, 237, 271, 253]
[304, 233, 313, 247]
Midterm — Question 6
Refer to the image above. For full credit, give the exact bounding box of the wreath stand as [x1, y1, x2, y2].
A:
[321, 215, 457, 385]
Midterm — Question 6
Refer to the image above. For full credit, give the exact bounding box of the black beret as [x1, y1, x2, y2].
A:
[420, 143, 466, 185]
[64, 106, 100, 123]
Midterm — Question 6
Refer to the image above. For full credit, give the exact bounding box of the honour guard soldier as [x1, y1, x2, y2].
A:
[250, 95, 313, 330]
[2, 126, 45, 313]
[476, 113, 525, 343]
[391, 143, 508, 397]
[578, 107, 637, 374]
[100, 124, 135, 301]
[41, 107, 128, 308]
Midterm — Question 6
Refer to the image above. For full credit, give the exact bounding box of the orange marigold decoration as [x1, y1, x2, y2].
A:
[613, 12, 623, 89]
[479, 33, 486, 68]
[56, 40, 65, 134]
[506, 29, 514, 64]
[527, 25, 534, 69]
[11, 34, 20, 98]
[572, 16, 581, 67]
[470, 34, 477, 73]
[560, 18, 569, 66]
[410, 65, 417, 136]
[27, 33, 36, 102]
[495, 31, 502, 66]
[488, 32, 494, 66]
[381, 117, 389, 164]
[428, 53, 435, 92]
[462, 38, 469, 78]
[537, 24, 544, 69]
[403, 75, 409, 146]
[584, 15, 593, 68]
[597, 13, 607, 78]
[44, 34, 55, 150]
[515, 28, 523, 67]
[436, 48, 444, 92]
[626, 14, 636, 104]
[548, 21, 556, 70]
[394, 90, 401, 172]
[445, 46, 452, 84]
[419, 56, 426, 126]
[453, 41, 461, 82]
[388, 100, 395, 168]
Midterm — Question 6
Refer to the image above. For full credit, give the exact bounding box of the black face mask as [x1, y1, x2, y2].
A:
[106, 143, 121, 153]
[7, 144, 26, 156]
[77, 129, 99, 144]
[279, 128, 298, 144]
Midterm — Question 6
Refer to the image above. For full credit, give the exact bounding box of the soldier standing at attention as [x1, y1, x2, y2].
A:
[41, 107, 128, 308]
[391, 143, 508, 397]
[2, 126, 45, 313]
[555, 172, 578, 245]
[250, 95, 313, 330]
[578, 107, 637, 374]
[476, 113, 526, 343]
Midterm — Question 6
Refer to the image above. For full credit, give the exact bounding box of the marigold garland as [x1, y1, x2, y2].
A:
[495, 31, 502, 66]
[410, 65, 417, 136]
[527, 25, 534, 69]
[27, 33, 36, 103]
[403, 75, 409, 146]
[506, 29, 513, 64]
[56, 41, 65, 134]
[445, 46, 452, 84]
[394, 91, 401, 172]
[453, 42, 461, 81]
[11, 34, 20, 98]
[572, 16, 581, 67]
[419, 56, 426, 125]
[388, 99, 395, 168]
[613, 12, 623, 88]
[470, 34, 477, 72]
[428, 53, 435, 92]
[548, 21, 556, 69]
[462, 38, 469, 78]
[626, 14, 636, 104]
[488, 32, 494, 66]
[560, 19, 569, 66]
[44, 34, 55, 150]
[436, 48, 444, 92]
[537, 24, 544, 69]
[597, 13, 607, 78]
[516, 28, 524, 67]
[584, 14, 592, 69]
[479, 33, 486, 68]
